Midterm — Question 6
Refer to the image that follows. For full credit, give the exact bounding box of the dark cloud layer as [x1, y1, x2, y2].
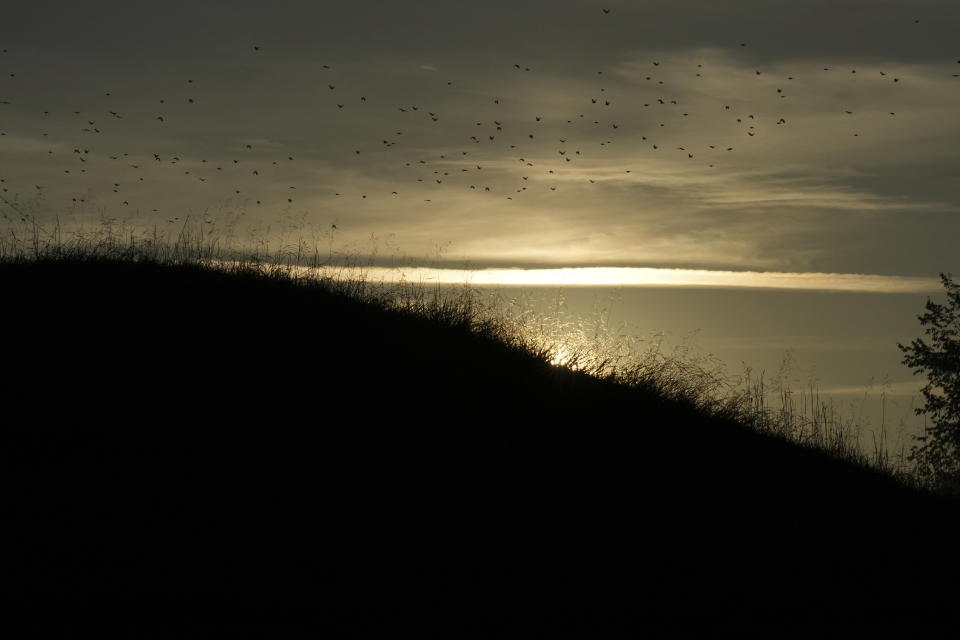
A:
[7, 1, 960, 62]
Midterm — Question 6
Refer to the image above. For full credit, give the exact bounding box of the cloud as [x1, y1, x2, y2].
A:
[2, 30, 958, 276]
[817, 380, 924, 397]
[287, 263, 944, 293]
[0, 134, 65, 154]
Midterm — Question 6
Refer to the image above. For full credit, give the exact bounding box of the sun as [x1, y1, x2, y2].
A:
[550, 344, 577, 368]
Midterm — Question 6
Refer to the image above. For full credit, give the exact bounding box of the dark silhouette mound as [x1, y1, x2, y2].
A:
[2, 257, 957, 633]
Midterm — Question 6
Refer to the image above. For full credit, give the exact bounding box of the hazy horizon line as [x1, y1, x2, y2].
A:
[256, 262, 943, 293]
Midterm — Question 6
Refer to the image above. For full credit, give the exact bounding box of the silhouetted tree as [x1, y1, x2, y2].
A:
[899, 273, 960, 493]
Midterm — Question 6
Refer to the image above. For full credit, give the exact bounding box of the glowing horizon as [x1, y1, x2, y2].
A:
[302, 265, 940, 293]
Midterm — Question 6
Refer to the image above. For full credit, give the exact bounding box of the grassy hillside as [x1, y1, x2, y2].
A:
[2, 251, 957, 634]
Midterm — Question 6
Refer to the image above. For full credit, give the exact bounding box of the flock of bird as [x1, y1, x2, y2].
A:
[1, 8, 959, 227]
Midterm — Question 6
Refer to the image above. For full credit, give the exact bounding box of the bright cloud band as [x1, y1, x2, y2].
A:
[319, 266, 940, 293]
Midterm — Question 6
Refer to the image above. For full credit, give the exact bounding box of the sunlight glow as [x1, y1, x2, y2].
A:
[549, 344, 576, 367]
[331, 266, 939, 293]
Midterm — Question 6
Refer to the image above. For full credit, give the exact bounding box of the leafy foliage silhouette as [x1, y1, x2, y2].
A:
[899, 273, 960, 493]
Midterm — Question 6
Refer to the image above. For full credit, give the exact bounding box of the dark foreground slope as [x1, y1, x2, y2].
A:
[2, 258, 957, 634]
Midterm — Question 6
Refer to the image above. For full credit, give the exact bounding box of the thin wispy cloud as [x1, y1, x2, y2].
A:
[309, 265, 942, 293]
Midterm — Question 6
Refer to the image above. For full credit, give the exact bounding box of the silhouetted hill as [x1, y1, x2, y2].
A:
[2, 257, 957, 634]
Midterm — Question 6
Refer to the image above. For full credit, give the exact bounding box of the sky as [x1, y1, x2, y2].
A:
[3, 1, 957, 446]
[2, 0, 959, 280]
